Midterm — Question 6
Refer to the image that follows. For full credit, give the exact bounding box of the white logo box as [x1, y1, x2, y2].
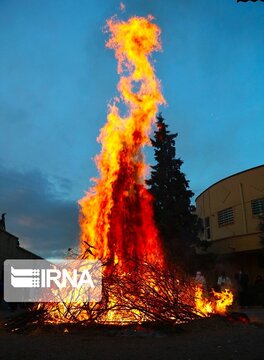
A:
[4, 259, 102, 303]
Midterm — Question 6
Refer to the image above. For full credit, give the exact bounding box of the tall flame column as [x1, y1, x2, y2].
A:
[79, 16, 166, 272]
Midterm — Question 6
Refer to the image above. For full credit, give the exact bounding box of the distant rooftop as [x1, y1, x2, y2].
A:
[196, 164, 264, 201]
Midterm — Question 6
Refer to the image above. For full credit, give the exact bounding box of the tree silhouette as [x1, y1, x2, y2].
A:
[147, 114, 200, 267]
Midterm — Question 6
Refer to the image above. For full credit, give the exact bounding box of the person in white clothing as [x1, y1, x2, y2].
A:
[217, 271, 232, 291]
[195, 270, 206, 289]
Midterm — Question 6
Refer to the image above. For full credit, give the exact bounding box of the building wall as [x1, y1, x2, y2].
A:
[0, 228, 41, 280]
[196, 165, 264, 254]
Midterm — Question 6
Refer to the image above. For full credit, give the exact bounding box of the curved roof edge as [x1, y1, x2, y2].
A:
[195, 164, 264, 202]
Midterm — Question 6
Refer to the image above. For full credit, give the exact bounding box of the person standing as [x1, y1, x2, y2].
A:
[235, 269, 249, 307]
[217, 271, 232, 291]
[195, 270, 207, 289]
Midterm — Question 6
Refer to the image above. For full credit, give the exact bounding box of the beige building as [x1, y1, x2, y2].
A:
[196, 165, 264, 278]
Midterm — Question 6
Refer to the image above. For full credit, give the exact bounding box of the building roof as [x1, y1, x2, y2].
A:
[0, 228, 18, 240]
[196, 164, 264, 201]
[18, 246, 43, 259]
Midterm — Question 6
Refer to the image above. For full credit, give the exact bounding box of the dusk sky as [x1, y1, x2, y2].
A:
[0, 0, 263, 258]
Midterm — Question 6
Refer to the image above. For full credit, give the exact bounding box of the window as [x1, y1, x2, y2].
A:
[218, 207, 234, 227]
[251, 198, 264, 216]
[204, 216, 211, 239]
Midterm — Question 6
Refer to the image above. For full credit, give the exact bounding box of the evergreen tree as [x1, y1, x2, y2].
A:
[147, 114, 200, 265]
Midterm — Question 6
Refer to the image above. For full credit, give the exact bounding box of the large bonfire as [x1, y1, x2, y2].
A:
[79, 15, 165, 271]
[44, 16, 233, 324]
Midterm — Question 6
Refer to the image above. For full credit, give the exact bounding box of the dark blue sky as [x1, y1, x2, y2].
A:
[1, 0, 263, 258]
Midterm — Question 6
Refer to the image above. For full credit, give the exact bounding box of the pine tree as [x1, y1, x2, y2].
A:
[147, 114, 200, 265]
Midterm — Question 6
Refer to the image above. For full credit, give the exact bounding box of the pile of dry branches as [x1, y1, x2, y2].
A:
[42, 260, 199, 324]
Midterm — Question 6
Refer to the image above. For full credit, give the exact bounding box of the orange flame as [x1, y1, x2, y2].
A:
[195, 285, 233, 317]
[79, 16, 165, 272]
[43, 16, 233, 324]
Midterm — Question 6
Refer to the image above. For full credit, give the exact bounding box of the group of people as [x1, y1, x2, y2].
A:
[194, 268, 252, 307]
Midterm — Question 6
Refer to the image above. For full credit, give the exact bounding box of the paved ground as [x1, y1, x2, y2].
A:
[239, 307, 264, 323]
[0, 309, 264, 360]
